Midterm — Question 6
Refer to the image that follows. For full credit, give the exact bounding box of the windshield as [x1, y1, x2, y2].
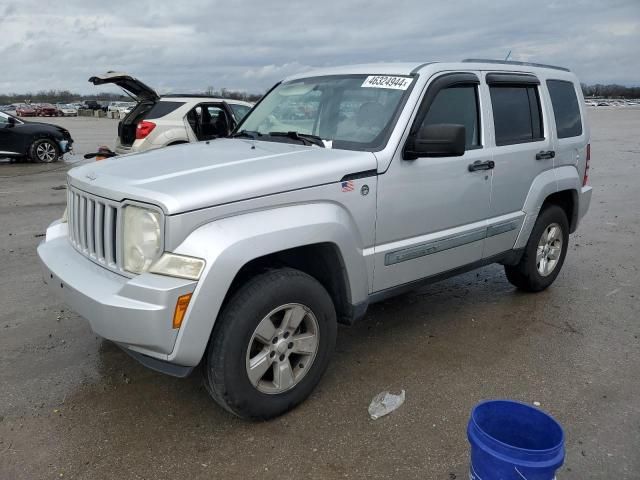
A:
[237, 74, 414, 151]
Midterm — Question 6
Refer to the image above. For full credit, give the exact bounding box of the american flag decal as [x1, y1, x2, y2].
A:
[341, 180, 354, 192]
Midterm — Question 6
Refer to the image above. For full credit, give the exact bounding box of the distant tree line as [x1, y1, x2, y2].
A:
[0, 87, 263, 104]
[0, 90, 130, 104]
[2, 84, 636, 104]
[581, 83, 640, 99]
[203, 86, 263, 102]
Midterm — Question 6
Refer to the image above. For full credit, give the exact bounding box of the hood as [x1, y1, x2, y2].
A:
[19, 120, 69, 136]
[68, 140, 377, 214]
[89, 72, 159, 102]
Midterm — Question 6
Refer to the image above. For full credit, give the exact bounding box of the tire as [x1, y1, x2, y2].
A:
[505, 205, 569, 292]
[29, 138, 60, 163]
[203, 268, 337, 420]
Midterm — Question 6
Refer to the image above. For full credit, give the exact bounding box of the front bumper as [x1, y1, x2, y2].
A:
[37, 222, 196, 364]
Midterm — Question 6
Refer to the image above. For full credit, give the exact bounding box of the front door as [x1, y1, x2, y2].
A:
[373, 72, 493, 292]
[0, 113, 20, 155]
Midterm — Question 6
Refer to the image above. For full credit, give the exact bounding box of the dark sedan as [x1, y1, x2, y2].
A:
[0, 112, 73, 163]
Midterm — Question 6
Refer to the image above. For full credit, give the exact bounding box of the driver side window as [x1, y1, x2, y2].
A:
[420, 85, 481, 149]
[0, 114, 9, 126]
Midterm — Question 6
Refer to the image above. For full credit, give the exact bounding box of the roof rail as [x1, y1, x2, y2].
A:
[161, 93, 223, 98]
[462, 59, 570, 72]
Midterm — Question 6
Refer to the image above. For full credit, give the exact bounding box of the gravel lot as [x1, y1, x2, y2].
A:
[1, 109, 639, 479]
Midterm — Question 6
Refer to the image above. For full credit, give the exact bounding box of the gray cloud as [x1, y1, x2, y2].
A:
[1, 0, 638, 95]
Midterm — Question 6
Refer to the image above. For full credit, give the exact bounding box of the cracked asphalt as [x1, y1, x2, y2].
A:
[0, 109, 639, 479]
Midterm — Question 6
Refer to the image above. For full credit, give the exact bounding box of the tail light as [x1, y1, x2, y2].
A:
[583, 143, 591, 186]
[136, 120, 156, 140]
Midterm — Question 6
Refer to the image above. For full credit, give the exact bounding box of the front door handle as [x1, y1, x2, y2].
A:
[536, 150, 555, 160]
[468, 160, 495, 172]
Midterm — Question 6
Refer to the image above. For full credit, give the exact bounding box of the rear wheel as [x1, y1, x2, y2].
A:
[505, 205, 569, 292]
[203, 268, 337, 419]
[30, 138, 60, 163]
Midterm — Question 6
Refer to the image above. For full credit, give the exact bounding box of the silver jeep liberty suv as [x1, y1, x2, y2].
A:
[39, 60, 592, 419]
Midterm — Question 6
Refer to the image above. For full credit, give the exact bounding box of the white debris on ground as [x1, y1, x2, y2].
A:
[368, 390, 406, 420]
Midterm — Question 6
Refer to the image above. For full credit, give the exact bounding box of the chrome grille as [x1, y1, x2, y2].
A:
[67, 187, 121, 271]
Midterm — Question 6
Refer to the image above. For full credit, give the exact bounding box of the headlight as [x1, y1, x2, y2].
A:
[123, 205, 162, 274]
[149, 253, 205, 280]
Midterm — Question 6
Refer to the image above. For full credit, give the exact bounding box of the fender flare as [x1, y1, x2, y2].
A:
[167, 202, 369, 366]
[514, 166, 581, 249]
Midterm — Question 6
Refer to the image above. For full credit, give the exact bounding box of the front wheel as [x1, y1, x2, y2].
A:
[203, 268, 337, 419]
[30, 138, 60, 163]
[505, 205, 569, 292]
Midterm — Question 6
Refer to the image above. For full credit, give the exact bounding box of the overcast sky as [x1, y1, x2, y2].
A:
[1, 0, 638, 95]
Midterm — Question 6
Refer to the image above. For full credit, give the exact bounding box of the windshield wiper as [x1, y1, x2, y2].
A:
[231, 130, 263, 139]
[268, 131, 325, 148]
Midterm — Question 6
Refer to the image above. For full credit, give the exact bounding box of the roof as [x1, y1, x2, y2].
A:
[284, 60, 573, 82]
[158, 96, 253, 105]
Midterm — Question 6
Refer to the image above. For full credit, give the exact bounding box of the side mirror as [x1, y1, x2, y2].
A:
[7, 116, 16, 127]
[405, 124, 466, 159]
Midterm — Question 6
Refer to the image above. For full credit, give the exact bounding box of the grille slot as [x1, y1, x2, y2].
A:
[67, 187, 121, 271]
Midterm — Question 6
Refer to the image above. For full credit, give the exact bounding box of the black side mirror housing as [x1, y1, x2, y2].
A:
[7, 116, 16, 127]
[405, 124, 466, 159]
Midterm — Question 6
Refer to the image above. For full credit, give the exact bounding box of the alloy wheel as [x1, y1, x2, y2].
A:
[245, 303, 320, 394]
[536, 222, 563, 276]
[36, 142, 57, 162]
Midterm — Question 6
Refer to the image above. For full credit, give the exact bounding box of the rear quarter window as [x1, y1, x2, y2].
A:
[546, 80, 582, 138]
[229, 103, 251, 121]
[145, 101, 185, 120]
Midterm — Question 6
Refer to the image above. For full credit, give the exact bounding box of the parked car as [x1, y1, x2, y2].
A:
[39, 60, 591, 419]
[81, 100, 103, 111]
[0, 111, 73, 162]
[35, 103, 59, 117]
[15, 104, 37, 117]
[89, 72, 253, 154]
[56, 104, 79, 116]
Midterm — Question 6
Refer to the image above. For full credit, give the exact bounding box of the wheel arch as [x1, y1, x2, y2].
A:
[542, 189, 578, 233]
[515, 166, 581, 249]
[223, 242, 353, 326]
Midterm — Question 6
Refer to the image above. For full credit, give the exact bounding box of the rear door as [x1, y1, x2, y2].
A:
[482, 72, 554, 258]
[186, 103, 234, 141]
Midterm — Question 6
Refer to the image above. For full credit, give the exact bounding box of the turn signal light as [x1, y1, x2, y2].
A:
[172, 293, 192, 329]
[136, 120, 156, 139]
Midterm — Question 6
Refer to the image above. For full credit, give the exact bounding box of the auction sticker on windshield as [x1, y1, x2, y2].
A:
[361, 75, 413, 90]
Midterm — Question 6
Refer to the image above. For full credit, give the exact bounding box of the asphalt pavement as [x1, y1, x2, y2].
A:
[0, 108, 638, 479]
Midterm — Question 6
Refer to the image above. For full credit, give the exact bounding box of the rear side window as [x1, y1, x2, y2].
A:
[420, 85, 480, 148]
[490, 86, 543, 145]
[145, 101, 185, 120]
[547, 80, 582, 138]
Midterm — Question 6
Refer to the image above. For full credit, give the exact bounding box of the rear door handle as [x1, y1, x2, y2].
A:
[468, 160, 495, 172]
[536, 150, 555, 160]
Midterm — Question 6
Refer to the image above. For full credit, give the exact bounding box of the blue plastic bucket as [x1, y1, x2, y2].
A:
[467, 400, 565, 480]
